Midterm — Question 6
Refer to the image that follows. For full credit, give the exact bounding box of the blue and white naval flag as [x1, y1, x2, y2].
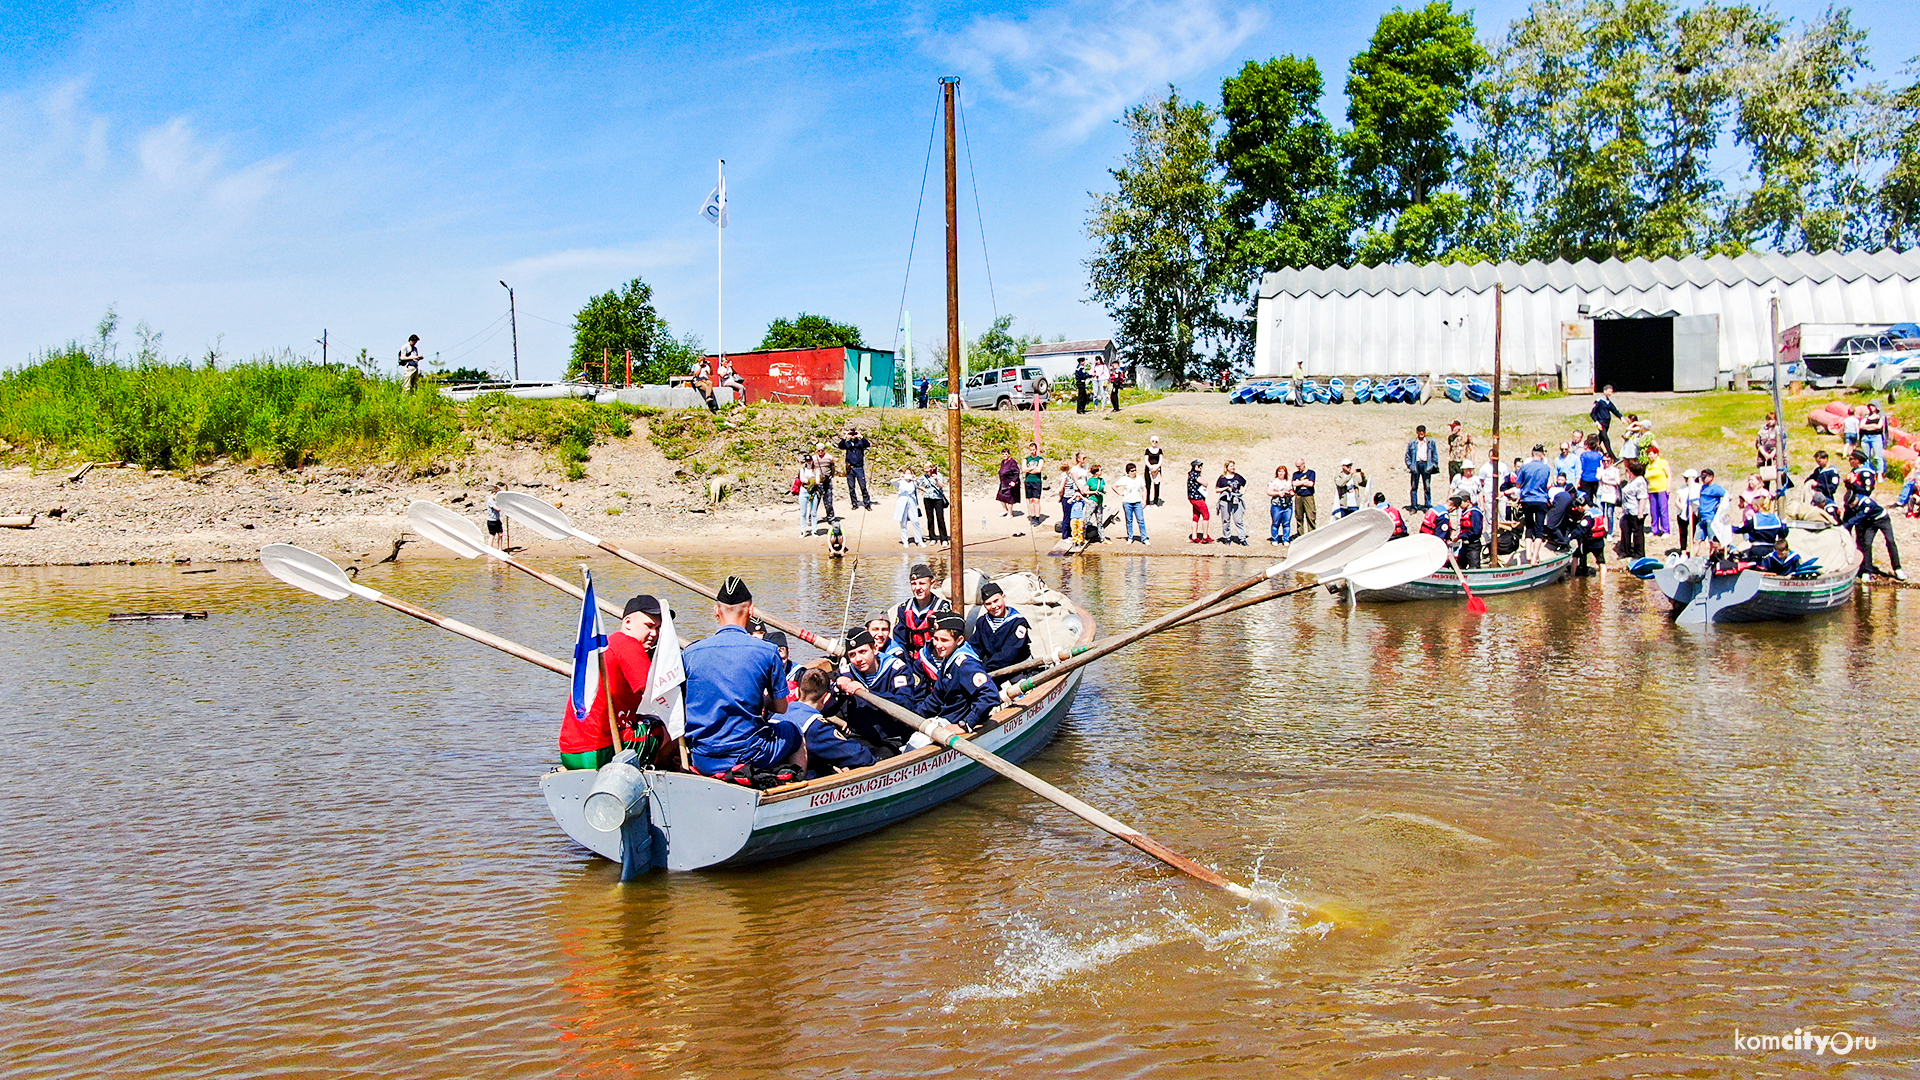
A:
[700, 175, 729, 228]
[569, 569, 608, 720]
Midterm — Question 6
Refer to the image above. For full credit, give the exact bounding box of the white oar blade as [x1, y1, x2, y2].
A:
[1267, 508, 1393, 578]
[1342, 535, 1450, 592]
[260, 543, 358, 601]
[495, 491, 577, 541]
[406, 500, 489, 559]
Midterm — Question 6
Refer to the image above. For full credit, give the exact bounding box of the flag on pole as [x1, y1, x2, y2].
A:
[701, 175, 728, 228]
[569, 569, 608, 722]
[640, 602, 687, 739]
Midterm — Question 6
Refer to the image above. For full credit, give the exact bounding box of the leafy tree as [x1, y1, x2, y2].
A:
[1217, 56, 1353, 274]
[966, 315, 1042, 373]
[1087, 88, 1237, 386]
[1876, 58, 1920, 247]
[570, 278, 688, 383]
[1344, 2, 1487, 261]
[758, 313, 866, 350]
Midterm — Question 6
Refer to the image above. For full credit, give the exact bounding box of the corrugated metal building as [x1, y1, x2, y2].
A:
[1253, 249, 1920, 391]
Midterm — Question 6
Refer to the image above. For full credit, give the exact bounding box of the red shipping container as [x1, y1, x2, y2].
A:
[709, 348, 845, 406]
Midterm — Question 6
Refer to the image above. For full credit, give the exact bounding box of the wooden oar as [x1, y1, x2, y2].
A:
[259, 544, 572, 675]
[497, 492, 843, 654]
[406, 500, 624, 619]
[838, 681, 1333, 921]
[1006, 526, 1443, 691]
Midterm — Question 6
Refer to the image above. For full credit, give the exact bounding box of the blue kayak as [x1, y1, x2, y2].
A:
[1328, 377, 1346, 404]
[1444, 376, 1464, 402]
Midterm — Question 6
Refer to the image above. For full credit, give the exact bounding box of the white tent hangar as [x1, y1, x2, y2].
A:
[1251, 249, 1920, 391]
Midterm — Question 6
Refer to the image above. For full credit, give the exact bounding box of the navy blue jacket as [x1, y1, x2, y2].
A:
[788, 701, 878, 778]
[911, 642, 998, 731]
[829, 652, 918, 750]
[891, 596, 953, 654]
[972, 608, 1033, 673]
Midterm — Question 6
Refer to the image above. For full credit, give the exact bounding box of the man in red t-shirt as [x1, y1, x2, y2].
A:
[559, 594, 671, 770]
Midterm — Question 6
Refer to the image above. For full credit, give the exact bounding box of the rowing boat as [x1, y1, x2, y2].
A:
[1343, 548, 1573, 602]
[1646, 522, 1860, 624]
[542, 589, 1095, 875]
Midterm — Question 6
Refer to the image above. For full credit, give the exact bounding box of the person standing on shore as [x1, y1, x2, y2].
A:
[1119, 462, 1149, 543]
[1446, 420, 1472, 484]
[1267, 464, 1293, 545]
[919, 464, 950, 545]
[996, 450, 1021, 517]
[485, 483, 506, 549]
[893, 468, 923, 546]
[1109, 363, 1124, 411]
[1023, 442, 1046, 524]
[1074, 360, 1091, 414]
[398, 335, 423, 392]
[811, 444, 838, 523]
[1618, 460, 1649, 559]
[796, 453, 820, 536]
[1590, 385, 1623, 455]
[1405, 425, 1439, 511]
[1676, 468, 1701, 550]
[1186, 460, 1213, 544]
[1143, 436, 1165, 505]
[1215, 460, 1248, 545]
[1860, 403, 1889, 475]
[1291, 459, 1317, 534]
[1644, 446, 1671, 538]
[837, 427, 874, 510]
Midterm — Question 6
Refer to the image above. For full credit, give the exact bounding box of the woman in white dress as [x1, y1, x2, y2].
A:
[893, 469, 924, 546]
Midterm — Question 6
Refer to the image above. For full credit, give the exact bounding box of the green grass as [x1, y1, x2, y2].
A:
[0, 349, 643, 473]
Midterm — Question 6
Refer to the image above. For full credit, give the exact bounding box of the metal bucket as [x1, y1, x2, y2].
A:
[584, 750, 646, 831]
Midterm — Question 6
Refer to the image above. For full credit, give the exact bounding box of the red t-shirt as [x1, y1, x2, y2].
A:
[558, 631, 654, 754]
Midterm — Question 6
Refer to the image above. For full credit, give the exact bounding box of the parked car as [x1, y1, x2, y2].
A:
[962, 366, 1052, 410]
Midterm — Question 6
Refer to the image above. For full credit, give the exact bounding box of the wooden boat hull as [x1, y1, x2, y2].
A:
[1650, 559, 1858, 623]
[542, 615, 1092, 872]
[1346, 549, 1573, 602]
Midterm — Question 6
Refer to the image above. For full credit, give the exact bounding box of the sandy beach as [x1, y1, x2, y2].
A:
[3, 390, 1914, 575]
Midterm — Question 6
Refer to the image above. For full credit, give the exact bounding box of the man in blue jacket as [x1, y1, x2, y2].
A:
[1405, 424, 1440, 511]
[911, 612, 998, 732]
[1517, 444, 1555, 563]
[681, 576, 805, 780]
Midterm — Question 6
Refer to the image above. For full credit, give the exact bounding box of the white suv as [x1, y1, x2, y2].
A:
[962, 366, 1052, 410]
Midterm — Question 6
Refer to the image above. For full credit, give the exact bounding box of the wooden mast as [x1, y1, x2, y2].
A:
[943, 77, 965, 603]
[1489, 281, 1503, 565]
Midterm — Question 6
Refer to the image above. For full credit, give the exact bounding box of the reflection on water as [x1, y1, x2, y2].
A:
[2, 555, 1916, 1078]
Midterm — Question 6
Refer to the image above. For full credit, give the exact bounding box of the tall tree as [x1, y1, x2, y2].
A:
[1726, 6, 1879, 251]
[758, 313, 866, 351]
[1217, 56, 1353, 274]
[570, 278, 699, 383]
[1086, 89, 1236, 385]
[1875, 58, 1920, 248]
[1344, 1, 1487, 262]
[966, 315, 1042, 374]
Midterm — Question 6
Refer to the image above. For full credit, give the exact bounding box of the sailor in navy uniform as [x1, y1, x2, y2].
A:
[970, 581, 1032, 674]
[911, 612, 998, 732]
[890, 562, 954, 655]
[1437, 494, 1484, 569]
[830, 628, 919, 752]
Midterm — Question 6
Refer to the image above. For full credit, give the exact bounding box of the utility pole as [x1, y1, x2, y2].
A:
[943, 76, 965, 604]
[499, 280, 519, 382]
[315, 329, 327, 366]
[1769, 293, 1787, 493]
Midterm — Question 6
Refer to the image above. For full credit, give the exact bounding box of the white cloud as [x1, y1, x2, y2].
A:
[926, 0, 1265, 141]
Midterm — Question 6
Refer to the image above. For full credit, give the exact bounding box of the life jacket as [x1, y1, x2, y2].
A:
[1383, 504, 1408, 539]
[892, 597, 949, 653]
[1418, 510, 1441, 535]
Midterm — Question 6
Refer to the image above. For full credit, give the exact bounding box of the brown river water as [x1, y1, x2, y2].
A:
[3, 552, 1916, 1078]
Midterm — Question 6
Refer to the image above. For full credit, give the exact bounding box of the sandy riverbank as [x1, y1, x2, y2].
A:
[3, 390, 1915, 575]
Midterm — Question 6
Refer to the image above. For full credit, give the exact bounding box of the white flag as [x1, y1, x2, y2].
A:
[642, 603, 688, 738]
[701, 178, 728, 228]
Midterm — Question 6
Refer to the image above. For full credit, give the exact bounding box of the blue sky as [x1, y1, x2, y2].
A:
[3, 0, 1915, 380]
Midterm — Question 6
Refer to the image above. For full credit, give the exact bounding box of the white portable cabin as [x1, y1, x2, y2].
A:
[1252, 250, 1920, 392]
[1022, 339, 1118, 383]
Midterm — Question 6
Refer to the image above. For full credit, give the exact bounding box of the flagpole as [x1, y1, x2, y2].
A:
[717, 158, 725, 374]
